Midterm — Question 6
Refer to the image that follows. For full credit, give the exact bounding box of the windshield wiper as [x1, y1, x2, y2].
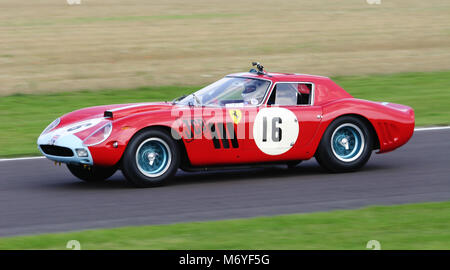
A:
[173, 93, 202, 107]
[171, 95, 187, 105]
[192, 93, 202, 107]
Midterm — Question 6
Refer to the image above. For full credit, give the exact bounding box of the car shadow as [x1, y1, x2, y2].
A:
[171, 160, 399, 186]
[48, 176, 131, 190]
[47, 162, 323, 190]
[47, 159, 395, 190]
[171, 163, 324, 186]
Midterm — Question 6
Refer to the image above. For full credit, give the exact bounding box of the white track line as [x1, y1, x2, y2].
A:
[0, 126, 448, 162]
[0, 156, 45, 162]
[414, 126, 450, 131]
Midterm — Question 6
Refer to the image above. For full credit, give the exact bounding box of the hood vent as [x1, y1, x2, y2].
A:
[104, 110, 113, 118]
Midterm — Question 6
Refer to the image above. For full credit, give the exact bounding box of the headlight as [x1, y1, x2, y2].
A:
[83, 122, 113, 146]
[41, 118, 60, 135]
[75, 148, 89, 157]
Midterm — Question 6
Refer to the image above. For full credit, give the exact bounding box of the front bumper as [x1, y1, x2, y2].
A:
[37, 133, 93, 165]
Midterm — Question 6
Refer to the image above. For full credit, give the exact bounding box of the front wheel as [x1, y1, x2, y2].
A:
[67, 164, 117, 182]
[315, 116, 373, 172]
[121, 129, 180, 187]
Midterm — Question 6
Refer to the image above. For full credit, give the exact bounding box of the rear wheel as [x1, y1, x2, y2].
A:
[67, 164, 117, 182]
[121, 129, 180, 187]
[315, 116, 373, 172]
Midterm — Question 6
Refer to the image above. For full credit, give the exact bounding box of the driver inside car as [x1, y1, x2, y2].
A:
[241, 80, 267, 105]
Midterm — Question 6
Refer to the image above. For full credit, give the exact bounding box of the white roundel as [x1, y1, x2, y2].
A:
[253, 107, 299, 155]
[52, 118, 104, 136]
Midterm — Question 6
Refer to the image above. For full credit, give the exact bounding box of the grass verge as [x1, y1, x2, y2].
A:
[1, 201, 449, 250]
[0, 71, 449, 157]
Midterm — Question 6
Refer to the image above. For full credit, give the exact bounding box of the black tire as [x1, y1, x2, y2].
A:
[121, 128, 180, 187]
[315, 116, 373, 172]
[287, 160, 302, 169]
[67, 164, 117, 182]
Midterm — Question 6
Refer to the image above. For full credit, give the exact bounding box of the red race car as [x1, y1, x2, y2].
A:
[37, 63, 414, 187]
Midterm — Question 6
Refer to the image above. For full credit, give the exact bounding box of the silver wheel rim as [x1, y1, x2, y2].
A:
[135, 138, 172, 178]
[331, 123, 365, 162]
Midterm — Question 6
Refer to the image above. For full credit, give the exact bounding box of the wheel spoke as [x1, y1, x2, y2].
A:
[331, 123, 365, 162]
[136, 138, 172, 177]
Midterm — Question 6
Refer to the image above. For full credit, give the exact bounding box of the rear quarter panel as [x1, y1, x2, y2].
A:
[315, 98, 415, 154]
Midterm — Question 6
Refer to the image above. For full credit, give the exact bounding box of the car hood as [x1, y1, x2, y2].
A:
[44, 102, 175, 139]
[60, 102, 173, 123]
[102, 102, 174, 119]
[45, 102, 173, 135]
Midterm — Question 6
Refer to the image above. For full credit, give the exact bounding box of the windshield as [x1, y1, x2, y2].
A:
[176, 77, 271, 107]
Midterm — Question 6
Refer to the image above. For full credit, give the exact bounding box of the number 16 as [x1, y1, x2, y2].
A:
[262, 116, 282, 142]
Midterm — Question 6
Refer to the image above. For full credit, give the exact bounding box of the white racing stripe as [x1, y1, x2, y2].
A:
[0, 126, 449, 162]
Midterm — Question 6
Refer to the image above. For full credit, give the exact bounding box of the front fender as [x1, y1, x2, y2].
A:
[88, 108, 187, 166]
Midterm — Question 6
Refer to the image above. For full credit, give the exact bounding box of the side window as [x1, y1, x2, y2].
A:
[267, 83, 312, 105]
[297, 83, 312, 105]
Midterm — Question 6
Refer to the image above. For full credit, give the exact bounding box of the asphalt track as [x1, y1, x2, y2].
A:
[0, 129, 449, 237]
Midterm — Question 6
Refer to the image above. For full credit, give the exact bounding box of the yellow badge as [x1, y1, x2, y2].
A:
[229, 109, 242, 124]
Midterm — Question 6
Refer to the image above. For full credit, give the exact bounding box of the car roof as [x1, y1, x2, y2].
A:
[227, 72, 330, 82]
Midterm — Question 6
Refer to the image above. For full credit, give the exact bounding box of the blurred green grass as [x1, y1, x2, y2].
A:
[0, 86, 193, 157]
[334, 71, 450, 126]
[1, 201, 449, 250]
[0, 71, 449, 157]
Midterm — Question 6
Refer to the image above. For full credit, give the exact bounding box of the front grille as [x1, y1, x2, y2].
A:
[40, 145, 74, 157]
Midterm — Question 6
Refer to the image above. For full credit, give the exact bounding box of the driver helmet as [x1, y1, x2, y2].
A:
[241, 80, 265, 105]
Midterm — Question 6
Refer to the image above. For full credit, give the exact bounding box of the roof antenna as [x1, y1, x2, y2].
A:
[250, 62, 266, 75]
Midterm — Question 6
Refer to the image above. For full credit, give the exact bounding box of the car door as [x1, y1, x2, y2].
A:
[179, 106, 246, 166]
[249, 82, 323, 160]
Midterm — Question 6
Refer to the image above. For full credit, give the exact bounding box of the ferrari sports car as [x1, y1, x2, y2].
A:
[37, 63, 415, 187]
